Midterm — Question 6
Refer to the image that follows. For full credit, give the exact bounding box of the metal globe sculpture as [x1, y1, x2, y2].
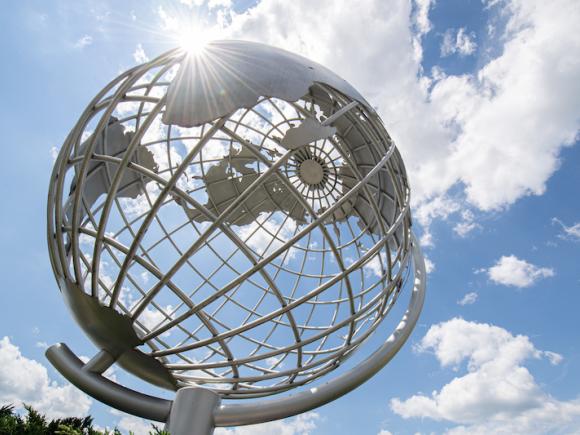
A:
[46, 40, 426, 434]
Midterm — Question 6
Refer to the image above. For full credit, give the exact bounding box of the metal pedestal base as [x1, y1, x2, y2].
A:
[165, 387, 221, 435]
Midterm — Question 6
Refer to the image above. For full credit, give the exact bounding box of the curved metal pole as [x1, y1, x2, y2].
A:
[45, 344, 171, 422]
[45, 234, 425, 427]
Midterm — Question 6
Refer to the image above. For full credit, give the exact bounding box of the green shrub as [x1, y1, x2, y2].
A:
[0, 404, 168, 435]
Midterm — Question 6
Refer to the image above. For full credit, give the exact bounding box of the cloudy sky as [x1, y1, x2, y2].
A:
[1, 0, 579, 433]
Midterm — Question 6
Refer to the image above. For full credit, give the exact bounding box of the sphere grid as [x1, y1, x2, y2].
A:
[47, 49, 413, 399]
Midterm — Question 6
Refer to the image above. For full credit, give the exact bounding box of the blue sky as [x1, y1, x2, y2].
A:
[1, 0, 579, 434]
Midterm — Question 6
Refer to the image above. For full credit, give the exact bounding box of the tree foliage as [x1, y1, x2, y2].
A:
[0, 404, 168, 435]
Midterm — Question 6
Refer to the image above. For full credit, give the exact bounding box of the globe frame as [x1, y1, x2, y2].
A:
[46, 41, 426, 433]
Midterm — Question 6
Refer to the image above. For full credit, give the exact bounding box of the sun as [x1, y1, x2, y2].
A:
[176, 26, 212, 55]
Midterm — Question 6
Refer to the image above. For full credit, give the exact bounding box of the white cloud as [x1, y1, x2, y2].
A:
[487, 255, 554, 288]
[378, 430, 394, 435]
[363, 252, 390, 278]
[414, 196, 461, 228]
[236, 214, 299, 261]
[133, 43, 149, 63]
[453, 210, 480, 238]
[117, 182, 160, 219]
[441, 28, 477, 57]
[138, 305, 173, 337]
[413, 0, 435, 36]
[35, 341, 49, 349]
[419, 231, 434, 248]
[414, 195, 461, 241]
[391, 318, 580, 434]
[140, 270, 150, 284]
[157, 5, 182, 32]
[49, 146, 59, 162]
[457, 292, 478, 306]
[543, 350, 564, 366]
[0, 337, 92, 419]
[208, 0, 232, 10]
[552, 217, 580, 241]
[74, 35, 93, 49]
[222, 0, 455, 204]
[153, 0, 580, 241]
[265, 356, 284, 369]
[215, 412, 319, 435]
[453, 221, 479, 238]
[424, 256, 435, 274]
[180, 0, 205, 7]
[116, 414, 156, 434]
[428, 0, 580, 211]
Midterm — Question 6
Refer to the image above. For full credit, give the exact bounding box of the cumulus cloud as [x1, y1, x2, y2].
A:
[138, 305, 173, 332]
[419, 231, 434, 248]
[414, 195, 460, 246]
[390, 318, 578, 434]
[180, 0, 205, 7]
[424, 256, 435, 274]
[153, 0, 580, 243]
[0, 337, 92, 419]
[363, 252, 391, 278]
[543, 351, 564, 366]
[457, 292, 478, 306]
[453, 221, 479, 238]
[224, 0, 452, 205]
[74, 35, 93, 49]
[133, 43, 149, 63]
[487, 255, 554, 288]
[453, 210, 480, 238]
[116, 414, 157, 433]
[429, 0, 580, 211]
[208, 0, 232, 10]
[215, 412, 319, 435]
[235, 213, 299, 261]
[414, 196, 461, 229]
[441, 28, 477, 57]
[413, 0, 435, 36]
[35, 341, 49, 349]
[552, 217, 580, 241]
[49, 146, 59, 162]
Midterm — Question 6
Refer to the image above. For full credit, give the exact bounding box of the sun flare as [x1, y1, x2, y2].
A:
[176, 26, 211, 55]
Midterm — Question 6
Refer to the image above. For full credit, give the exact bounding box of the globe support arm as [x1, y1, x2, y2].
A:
[45, 344, 172, 422]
